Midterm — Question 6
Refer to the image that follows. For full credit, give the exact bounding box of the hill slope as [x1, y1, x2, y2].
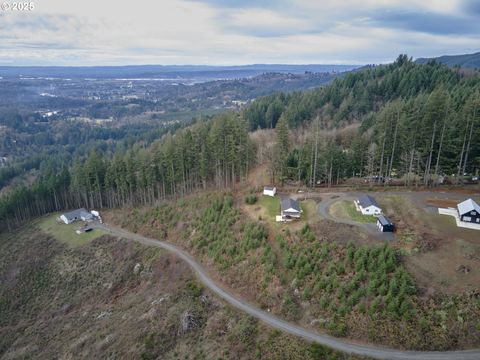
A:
[416, 52, 480, 69]
[0, 217, 356, 360]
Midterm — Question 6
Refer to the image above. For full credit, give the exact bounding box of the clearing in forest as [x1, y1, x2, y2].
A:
[37, 214, 105, 247]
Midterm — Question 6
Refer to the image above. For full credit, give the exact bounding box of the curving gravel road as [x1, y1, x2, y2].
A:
[95, 223, 480, 360]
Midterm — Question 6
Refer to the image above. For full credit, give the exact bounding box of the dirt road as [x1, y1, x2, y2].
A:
[94, 223, 480, 360]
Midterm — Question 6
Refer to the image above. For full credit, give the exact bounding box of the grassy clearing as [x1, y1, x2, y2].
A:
[300, 199, 316, 221]
[331, 200, 377, 223]
[258, 195, 280, 219]
[246, 196, 313, 229]
[37, 214, 104, 247]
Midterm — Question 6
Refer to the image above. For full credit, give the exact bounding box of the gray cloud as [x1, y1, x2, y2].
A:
[215, 15, 325, 38]
[187, 0, 282, 9]
[0, 0, 479, 65]
[367, 9, 480, 36]
[463, 0, 480, 15]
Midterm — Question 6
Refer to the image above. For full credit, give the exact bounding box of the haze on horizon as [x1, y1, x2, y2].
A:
[0, 0, 479, 66]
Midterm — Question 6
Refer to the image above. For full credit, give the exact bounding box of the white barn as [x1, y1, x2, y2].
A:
[355, 195, 382, 215]
[263, 186, 277, 197]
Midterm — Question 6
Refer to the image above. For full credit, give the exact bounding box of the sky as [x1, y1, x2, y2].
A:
[0, 0, 479, 66]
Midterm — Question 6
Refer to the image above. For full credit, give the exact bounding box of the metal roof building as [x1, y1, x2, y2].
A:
[376, 214, 394, 232]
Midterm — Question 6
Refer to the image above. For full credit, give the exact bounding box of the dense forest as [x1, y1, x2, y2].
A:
[0, 113, 253, 227]
[260, 55, 480, 186]
[1, 55, 479, 228]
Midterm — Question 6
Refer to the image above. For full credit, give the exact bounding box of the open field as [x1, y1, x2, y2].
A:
[407, 208, 480, 294]
[330, 200, 377, 223]
[37, 214, 105, 247]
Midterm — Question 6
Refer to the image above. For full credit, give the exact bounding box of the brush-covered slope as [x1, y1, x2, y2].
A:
[0, 217, 358, 360]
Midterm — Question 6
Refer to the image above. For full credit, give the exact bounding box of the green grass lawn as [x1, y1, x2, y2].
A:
[38, 214, 105, 247]
[257, 196, 313, 227]
[259, 195, 281, 218]
[331, 200, 377, 223]
[299, 199, 316, 221]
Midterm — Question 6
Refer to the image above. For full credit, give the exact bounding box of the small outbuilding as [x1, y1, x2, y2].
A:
[457, 198, 480, 224]
[355, 195, 382, 215]
[76, 225, 94, 234]
[60, 208, 93, 224]
[263, 186, 277, 197]
[281, 197, 302, 220]
[377, 215, 394, 232]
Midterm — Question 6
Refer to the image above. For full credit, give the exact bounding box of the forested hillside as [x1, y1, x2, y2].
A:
[0, 113, 253, 227]
[1, 55, 479, 228]
[416, 52, 480, 69]
[250, 55, 480, 186]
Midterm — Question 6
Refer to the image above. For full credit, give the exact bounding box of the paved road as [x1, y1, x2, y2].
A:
[95, 223, 480, 360]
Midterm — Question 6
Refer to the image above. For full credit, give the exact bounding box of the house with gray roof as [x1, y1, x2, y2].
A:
[281, 197, 302, 220]
[60, 208, 93, 224]
[354, 194, 382, 215]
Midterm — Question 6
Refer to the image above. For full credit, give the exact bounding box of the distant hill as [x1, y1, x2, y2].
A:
[415, 52, 480, 69]
[0, 64, 360, 80]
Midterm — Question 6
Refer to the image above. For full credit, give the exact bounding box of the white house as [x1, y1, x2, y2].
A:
[281, 197, 302, 220]
[60, 208, 93, 224]
[355, 195, 382, 215]
[263, 186, 277, 197]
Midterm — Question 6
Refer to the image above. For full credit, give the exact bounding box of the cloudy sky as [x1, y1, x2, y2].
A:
[0, 0, 479, 66]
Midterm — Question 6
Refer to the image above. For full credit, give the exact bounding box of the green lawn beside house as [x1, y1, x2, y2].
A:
[38, 214, 105, 247]
[331, 200, 378, 223]
[259, 195, 281, 218]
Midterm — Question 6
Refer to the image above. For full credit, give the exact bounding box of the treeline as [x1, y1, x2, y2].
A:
[0, 113, 254, 228]
[267, 56, 480, 185]
[0, 155, 45, 189]
[245, 55, 476, 130]
[2, 55, 480, 226]
[0, 111, 183, 158]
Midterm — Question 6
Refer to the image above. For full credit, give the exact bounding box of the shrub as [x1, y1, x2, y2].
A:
[369, 298, 380, 315]
[229, 317, 258, 346]
[327, 320, 347, 337]
[185, 280, 203, 298]
[303, 285, 312, 300]
[359, 302, 366, 314]
[245, 194, 258, 205]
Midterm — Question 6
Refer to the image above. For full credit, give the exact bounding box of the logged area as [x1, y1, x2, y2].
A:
[0, 221, 361, 360]
[108, 192, 480, 351]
